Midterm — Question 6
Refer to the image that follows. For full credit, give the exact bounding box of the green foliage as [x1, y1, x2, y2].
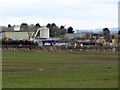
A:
[46, 23, 66, 37]
[8, 24, 11, 28]
[68, 26, 74, 33]
[35, 23, 41, 28]
[20, 23, 28, 31]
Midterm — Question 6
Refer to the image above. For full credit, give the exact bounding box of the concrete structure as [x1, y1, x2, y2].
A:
[33, 27, 49, 39]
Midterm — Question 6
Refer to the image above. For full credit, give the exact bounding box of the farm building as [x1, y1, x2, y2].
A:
[2, 31, 34, 40]
[2, 26, 49, 40]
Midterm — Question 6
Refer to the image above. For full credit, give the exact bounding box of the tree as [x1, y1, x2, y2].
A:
[35, 23, 41, 28]
[46, 23, 53, 37]
[28, 24, 34, 31]
[7, 24, 14, 31]
[60, 26, 64, 30]
[46, 23, 59, 37]
[51, 23, 56, 27]
[46, 23, 67, 37]
[68, 26, 74, 33]
[103, 28, 110, 42]
[118, 30, 120, 35]
[20, 23, 28, 31]
[60, 26, 66, 36]
[8, 24, 12, 28]
[51, 23, 59, 37]
[46, 23, 51, 28]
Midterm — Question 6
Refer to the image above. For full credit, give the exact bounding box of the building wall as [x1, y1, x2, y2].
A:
[65, 33, 86, 39]
[2, 32, 34, 40]
[40, 27, 49, 38]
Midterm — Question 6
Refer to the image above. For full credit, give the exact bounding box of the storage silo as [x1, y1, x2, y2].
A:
[34, 27, 49, 39]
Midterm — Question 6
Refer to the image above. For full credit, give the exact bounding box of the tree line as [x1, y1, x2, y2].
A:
[2, 23, 120, 41]
[6, 23, 74, 37]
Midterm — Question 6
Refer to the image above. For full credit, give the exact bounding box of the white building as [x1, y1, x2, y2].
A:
[14, 25, 20, 31]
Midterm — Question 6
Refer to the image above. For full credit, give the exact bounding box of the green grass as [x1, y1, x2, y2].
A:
[2, 51, 118, 88]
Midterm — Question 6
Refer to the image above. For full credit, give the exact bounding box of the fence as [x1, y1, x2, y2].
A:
[2, 43, 119, 52]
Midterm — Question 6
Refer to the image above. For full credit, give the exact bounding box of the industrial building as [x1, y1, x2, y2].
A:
[1, 25, 49, 40]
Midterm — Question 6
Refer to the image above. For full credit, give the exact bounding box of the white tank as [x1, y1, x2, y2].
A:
[34, 27, 49, 39]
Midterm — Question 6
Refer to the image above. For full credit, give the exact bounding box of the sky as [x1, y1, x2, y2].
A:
[0, 0, 119, 30]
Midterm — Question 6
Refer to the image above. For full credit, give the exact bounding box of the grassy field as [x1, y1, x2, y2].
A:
[2, 51, 118, 88]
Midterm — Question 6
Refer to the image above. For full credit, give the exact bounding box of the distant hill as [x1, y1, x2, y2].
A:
[74, 28, 118, 33]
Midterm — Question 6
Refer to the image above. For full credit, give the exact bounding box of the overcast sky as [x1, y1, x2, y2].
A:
[0, 0, 119, 29]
